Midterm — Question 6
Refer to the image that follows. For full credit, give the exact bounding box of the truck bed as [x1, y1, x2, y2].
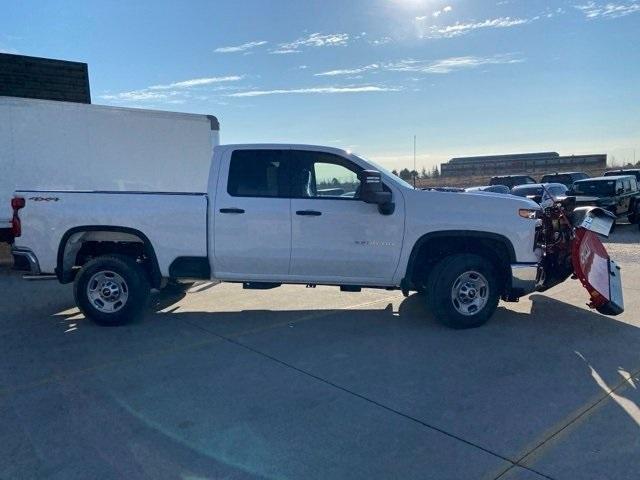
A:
[14, 190, 209, 277]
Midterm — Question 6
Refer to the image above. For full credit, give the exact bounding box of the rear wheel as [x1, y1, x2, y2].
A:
[426, 254, 500, 329]
[74, 255, 150, 326]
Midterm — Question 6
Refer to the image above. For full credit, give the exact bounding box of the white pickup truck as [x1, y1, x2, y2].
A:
[10, 144, 624, 328]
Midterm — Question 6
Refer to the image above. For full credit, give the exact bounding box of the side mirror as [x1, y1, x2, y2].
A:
[616, 187, 624, 195]
[359, 170, 394, 214]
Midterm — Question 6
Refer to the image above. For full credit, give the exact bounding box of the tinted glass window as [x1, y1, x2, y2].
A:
[573, 180, 615, 196]
[290, 150, 362, 199]
[549, 185, 568, 196]
[227, 150, 288, 197]
[624, 179, 632, 192]
[513, 186, 542, 196]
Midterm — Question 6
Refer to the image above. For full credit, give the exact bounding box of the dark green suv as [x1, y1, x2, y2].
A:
[571, 175, 640, 225]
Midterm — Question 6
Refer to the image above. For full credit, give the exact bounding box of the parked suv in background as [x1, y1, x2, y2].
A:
[489, 175, 536, 189]
[570, 175, 640, 224]
[540, 172, 589, 189]
[604, 169, 640, 183]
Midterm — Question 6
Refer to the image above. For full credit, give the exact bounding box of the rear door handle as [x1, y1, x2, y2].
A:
[220, 208, 245, 214]
[296, 210, 322, 216]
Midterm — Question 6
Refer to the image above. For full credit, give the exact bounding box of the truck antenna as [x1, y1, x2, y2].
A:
[413, 135, 417, 188]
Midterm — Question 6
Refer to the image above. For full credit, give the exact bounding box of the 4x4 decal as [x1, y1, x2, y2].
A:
[28, 197, 59, 202]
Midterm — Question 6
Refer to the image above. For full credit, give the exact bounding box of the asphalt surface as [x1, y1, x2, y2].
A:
[1, 224, 639, 479]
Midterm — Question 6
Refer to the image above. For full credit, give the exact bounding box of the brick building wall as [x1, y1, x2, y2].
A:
[0, 53, 90, 104]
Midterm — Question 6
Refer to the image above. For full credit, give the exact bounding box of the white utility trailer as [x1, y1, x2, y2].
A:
[0, 96, 219, 240]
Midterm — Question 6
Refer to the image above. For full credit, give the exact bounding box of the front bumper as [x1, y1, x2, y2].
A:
[11, 247, 41, 275]
[510, 263, 538, 297]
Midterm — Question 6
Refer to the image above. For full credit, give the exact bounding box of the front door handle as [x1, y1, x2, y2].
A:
[296, 210, 322, 216]
[220, 208, 245, 214]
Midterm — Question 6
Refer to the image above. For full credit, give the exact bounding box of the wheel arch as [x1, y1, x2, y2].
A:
[403, 230, 516, 292]
[56, 225, 162, 288]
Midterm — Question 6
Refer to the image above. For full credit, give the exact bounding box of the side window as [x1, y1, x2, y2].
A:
[227, 149, 288, 198]
[290, 150, 362, 199]
[623, 178, 632, 193]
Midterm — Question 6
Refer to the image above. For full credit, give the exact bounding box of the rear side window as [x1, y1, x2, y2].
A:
[227, 150, 288, 197]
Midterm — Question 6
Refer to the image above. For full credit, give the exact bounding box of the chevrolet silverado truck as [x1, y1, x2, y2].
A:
[10, 144, 624, 328]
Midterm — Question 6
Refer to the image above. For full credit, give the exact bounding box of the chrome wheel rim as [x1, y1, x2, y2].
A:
[86, 271, 129, 313]
[451, 271, 489, 316]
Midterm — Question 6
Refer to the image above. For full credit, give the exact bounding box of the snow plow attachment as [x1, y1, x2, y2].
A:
[571, 207, 624, 316]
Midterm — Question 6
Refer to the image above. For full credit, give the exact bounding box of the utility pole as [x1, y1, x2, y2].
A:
[413, 135, 417, 188]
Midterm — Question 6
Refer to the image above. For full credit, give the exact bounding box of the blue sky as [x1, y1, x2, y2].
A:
[2, 0, 639, 171]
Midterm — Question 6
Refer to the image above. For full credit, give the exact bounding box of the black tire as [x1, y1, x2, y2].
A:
[74, 254, 150, 326]
[426, 254, 500, 329]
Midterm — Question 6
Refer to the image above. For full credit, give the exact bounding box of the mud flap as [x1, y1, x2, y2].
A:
[571, 225, 624, 316]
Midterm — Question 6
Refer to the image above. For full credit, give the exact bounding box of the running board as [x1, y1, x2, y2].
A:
[23, 274, 57, 281]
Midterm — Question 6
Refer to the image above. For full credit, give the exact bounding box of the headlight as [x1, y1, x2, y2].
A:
[518, 208, 539, 219]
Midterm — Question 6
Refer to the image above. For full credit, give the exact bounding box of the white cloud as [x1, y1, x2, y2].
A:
[575, 1, 640, 18]
[269, 48, 301, 55]
[270, 32, 349, 54]
[228, 85, 400, 97]
[369, 36, 392, 46]
[424, 16, 533, 38]
[149, 76, 244, 90]
[214, 41, 268, 53]
[314, 64, 380, 76]
[387, 54, 524, 74]
[100, 90, 177, 102]
[100, 76, 245, 103]
[417, 5, 452, 20]
[0, 46, 19, 54]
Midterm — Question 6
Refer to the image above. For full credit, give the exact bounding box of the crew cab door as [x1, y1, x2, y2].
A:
[288, 149, 404, 284]
[213, 148, 291, 280]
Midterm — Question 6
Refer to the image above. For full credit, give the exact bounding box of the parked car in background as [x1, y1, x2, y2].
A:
[570, 176, 640, 224]
[604, 169, 640, 183]
[489, 175, 536, 189]
[465, 185, 511, 194]
[539, 172, 589, 189]
[512, 183, 568, 204]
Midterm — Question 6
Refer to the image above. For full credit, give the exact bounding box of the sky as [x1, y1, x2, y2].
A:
[1, 0, 639, 172]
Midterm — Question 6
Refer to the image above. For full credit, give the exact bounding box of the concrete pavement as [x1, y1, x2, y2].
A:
[1, 225, 639, 479]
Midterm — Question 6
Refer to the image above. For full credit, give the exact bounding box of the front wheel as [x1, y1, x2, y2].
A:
[426, 254, 500, 329]
[74, 255, 150, 326]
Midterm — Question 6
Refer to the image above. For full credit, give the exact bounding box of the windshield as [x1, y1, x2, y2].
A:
[352, 153, 415, 189]
[573, 180, 615, 196]
[513, 186, 543, 197]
